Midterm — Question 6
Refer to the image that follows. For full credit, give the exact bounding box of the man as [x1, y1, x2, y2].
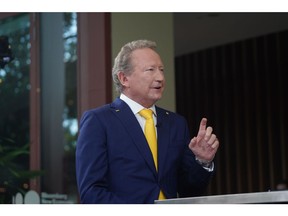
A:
[76, 39, 219, 204]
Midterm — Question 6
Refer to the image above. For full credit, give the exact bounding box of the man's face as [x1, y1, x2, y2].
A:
[121, 48, 165, 108]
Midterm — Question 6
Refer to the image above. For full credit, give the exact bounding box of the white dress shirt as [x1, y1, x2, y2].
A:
[120, 93, 157, 135]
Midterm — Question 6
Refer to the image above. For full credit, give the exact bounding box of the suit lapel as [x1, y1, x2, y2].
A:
[156, 107, 170, 179]
[110, 98, 157, 176]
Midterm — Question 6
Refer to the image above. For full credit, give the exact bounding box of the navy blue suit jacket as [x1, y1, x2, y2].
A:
[76, 98, 214, 204]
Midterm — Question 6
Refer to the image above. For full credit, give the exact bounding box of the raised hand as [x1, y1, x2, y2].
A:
[188, 118, 219, 163]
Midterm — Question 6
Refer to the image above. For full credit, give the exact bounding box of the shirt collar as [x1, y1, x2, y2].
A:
[120, 93, 157, 116]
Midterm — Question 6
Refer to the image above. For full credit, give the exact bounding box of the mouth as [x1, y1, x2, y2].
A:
[152, 86, 162, 90]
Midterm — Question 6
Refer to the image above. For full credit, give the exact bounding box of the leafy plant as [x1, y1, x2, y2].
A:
[0, 137, 44, 204]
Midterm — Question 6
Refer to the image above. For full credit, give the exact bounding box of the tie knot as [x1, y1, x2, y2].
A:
[139, 109, 153, 120]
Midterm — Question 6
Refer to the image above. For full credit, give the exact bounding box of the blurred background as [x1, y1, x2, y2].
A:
[0, 12, 288, 203]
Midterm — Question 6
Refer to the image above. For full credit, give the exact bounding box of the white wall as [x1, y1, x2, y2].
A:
[111, 13, 175, 111]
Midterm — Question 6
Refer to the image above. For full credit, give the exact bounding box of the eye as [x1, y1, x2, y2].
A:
[145, 67, 155, 72]
[144, 66, 164, 73]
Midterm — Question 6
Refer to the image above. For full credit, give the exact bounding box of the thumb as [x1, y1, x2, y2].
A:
[189, 137, 197, 149]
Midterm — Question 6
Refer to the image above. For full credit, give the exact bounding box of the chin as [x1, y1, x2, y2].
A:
[153, 96, 162, 102]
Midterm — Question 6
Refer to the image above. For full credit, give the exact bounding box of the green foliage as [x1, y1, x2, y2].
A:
[0, 137, 44, 203]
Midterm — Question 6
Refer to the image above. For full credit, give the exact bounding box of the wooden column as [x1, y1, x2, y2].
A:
[77, 13, 112, 120]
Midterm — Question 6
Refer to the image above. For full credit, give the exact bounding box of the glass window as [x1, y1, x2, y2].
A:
[0, 13, 31, 203]
[0, 12, 78, 204]
[40, 12, 78, 203]
[62, 12, 78, 203]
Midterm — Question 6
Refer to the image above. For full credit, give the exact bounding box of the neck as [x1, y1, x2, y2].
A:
[120, 93, 155, 108]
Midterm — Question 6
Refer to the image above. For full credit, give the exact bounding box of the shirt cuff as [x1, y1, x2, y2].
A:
[202, 162, 214, 172]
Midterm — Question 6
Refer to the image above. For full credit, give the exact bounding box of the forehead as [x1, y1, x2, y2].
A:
[130, 48, 163, 66]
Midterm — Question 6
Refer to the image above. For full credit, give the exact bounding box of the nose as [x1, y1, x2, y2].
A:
[155, 68, 165, 82]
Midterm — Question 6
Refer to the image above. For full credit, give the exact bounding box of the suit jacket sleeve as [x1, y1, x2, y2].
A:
[75, 110, 126, 204]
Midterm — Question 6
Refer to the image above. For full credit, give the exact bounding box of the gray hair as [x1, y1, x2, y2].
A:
[112, 39, 157, 93]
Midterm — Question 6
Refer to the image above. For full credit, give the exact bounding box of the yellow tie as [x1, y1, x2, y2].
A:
[139, 109, 166, 200]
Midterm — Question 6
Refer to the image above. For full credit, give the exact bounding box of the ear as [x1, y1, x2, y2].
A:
[117, 71, 129, 87]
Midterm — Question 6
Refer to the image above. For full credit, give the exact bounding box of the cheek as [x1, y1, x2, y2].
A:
[162, 80, 166, 88]
[130, 81, 147, 92]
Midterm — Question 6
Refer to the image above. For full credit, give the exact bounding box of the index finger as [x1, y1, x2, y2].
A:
[197, 118, 207, 136]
